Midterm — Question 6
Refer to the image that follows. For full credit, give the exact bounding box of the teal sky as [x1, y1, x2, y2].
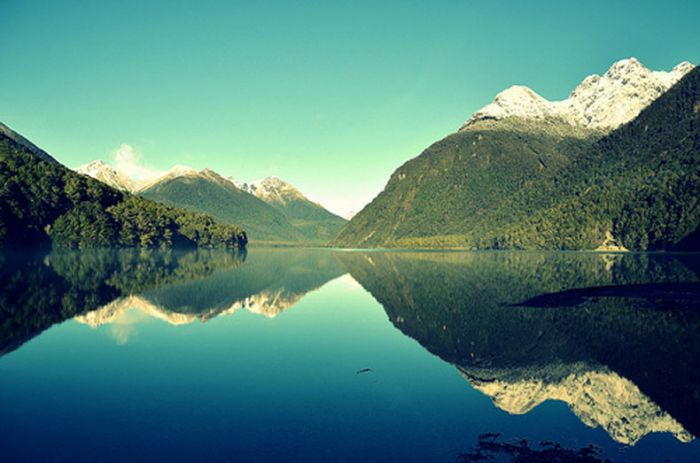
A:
[1, 0, 699, 217]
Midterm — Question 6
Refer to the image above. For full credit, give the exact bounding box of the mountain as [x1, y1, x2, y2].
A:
[0, 121, 58, 164]
[77, 162, 346, 243]
[76, 160, 137, 191]
[137, 167, 306, 242]
[334, 58, 698, 250]
[238, 176, 346, 241]
[0, 122, 247, 248]
[462, 58, 693, 131]
[485, 65, 700, 250]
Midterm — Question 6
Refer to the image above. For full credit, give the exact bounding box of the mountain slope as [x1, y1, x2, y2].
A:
[335, 58, 698, 250]
[244, 177, 346, 241]
[0, 122, 246, 248]
[139, 169, 306, 242]
[0, 121, 58, 163]
[77, 163, 345, 243]
[335, 118, 599, 247]
[480, 66, 700, 250]
[76, 160, 136, 191]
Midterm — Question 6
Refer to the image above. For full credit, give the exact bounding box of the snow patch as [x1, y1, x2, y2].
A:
[462, 58, 695, 131]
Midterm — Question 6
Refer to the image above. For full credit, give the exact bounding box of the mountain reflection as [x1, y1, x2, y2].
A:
[0, 248, 343, 352]
[338, 251, 700, 445]
[73, 248, 345, 342]
[2, 248, 699, 449]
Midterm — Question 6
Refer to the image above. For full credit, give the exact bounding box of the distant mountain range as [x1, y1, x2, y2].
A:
[335, 58, 700, 250]
[76, 161, 346, 243]
[0, 124, 247, 248]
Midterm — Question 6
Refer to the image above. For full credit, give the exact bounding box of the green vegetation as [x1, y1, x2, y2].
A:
[0, 130, 248, 249]
[139, 170, 346, 243]
[139, 171, 306, 243]
[264, 195, 347, 242]
[484, 67, 700, 251]
[335, 68, 700, 251]
[334, 118, 599, 248]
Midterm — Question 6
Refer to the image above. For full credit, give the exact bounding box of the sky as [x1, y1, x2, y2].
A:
[1, 0, 699, 218]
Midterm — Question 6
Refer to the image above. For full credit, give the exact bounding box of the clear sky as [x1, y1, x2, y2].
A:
[1, 0, 699, 217]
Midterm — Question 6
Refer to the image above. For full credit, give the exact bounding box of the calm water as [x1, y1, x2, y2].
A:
[1, 248, 699, 462]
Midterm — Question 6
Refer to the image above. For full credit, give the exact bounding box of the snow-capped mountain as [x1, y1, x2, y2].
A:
[76, 162, 201, 193]
[76, 162, 310, 203]
[75, 161, 345, 241]
[462, 58, 694, 131]
[134, 164, 200, 192]
[226, 175, 347, 239]
[76, 160, 137, 191]
[233, 176, 308, 205]
[225, 176, 253, 192]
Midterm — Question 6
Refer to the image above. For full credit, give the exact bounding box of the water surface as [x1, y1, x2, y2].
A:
[1, 248, 698, 462]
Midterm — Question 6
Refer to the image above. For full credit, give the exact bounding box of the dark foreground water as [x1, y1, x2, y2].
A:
[0, 248, 699, 462]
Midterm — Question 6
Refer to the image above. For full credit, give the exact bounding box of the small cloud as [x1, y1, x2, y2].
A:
[112, 144, 158, 180]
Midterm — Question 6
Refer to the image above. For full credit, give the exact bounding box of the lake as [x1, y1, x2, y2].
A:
[1, 248, 698, 462]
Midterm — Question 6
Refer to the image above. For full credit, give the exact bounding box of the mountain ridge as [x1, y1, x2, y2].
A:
[0, 121, 58, 164]
[462, 57, 694, 131]
[0, 123, 247, 248]
[76, 162, 346, 243]
[335, 58, 700, 250]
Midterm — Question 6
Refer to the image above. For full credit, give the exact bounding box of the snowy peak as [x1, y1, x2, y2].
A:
[76, 161, 203, 192]
[76, 160, 137, 192]
[233, 176, 308, 205]
[461, 57, 695, 131]
[563, 57, 693, 129]
[132, 164, 200, 192]
[73, 161, 329, 214]
[469, 85, 553, 122]
[76, 159, 109, 176]
[254, 176, 306, 204]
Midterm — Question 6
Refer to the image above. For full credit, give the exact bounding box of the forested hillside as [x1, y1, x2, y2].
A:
[481, 67, 700, 250]
[249, 177, 347, 241]
[334, 118, 600, 247]
[139, 170, 307, 242]
[335, 67, 700, 250]
[0, 127, 248, 249]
